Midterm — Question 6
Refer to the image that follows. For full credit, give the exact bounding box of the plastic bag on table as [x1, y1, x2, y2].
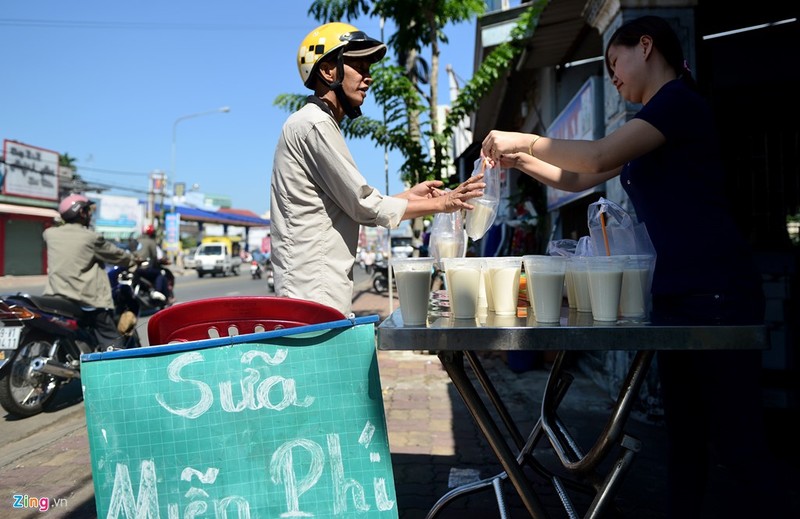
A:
[587, 197, 656, 258]
[429, 201, 466, 267]
[546, 239, 578, 257]
[465, 158, 500, 241]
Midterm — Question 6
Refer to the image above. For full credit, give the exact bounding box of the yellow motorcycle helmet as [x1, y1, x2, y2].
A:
[297, 22, 387, 89]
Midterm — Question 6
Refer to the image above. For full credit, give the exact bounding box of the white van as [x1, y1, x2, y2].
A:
[193, 242, 241, 277]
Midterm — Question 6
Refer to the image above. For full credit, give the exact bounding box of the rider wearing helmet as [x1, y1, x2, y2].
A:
[134, 224, 169, 301]
[270, 23, 485, 314]
[43, 194, 137, 350]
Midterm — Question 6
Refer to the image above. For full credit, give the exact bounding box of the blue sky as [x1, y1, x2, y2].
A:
[0, 0, 489, 217]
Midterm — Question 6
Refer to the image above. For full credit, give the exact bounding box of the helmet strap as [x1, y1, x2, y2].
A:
[318, 49, 362, 120]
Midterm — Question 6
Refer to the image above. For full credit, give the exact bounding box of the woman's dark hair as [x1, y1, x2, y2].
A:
[605, 15, 696, 90]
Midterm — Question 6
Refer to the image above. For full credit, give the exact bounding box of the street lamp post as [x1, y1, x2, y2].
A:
[168, 106, 230, 261]
[170, 106, 231, 211]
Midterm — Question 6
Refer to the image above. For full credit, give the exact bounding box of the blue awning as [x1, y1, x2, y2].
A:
[153, 204, 270, 227]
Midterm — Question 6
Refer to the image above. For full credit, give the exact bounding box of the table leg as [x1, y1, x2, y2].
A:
[437, 350, 550, 518]
[465, 351, 525, 449]
[541, 350, 654, 475]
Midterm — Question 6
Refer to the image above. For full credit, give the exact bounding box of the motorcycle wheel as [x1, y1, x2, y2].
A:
[0, 331, 61, 417]
[373, 276, 388, 294]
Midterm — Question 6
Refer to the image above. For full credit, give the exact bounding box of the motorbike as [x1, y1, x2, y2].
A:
[266, 262, 274, 291]
[0, 269, 143, 418]
[108, 259, 175, 317]
[372, 259, 391, 294]
[250, 260, 262, 279]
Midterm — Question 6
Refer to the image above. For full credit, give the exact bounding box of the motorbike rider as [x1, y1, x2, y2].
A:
[134, 224, 170, 302]
[43, 194, 138, 350]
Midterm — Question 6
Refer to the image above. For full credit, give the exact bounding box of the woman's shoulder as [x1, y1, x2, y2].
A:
[651, 79, 707, 111]
[637, 79, 711, 135]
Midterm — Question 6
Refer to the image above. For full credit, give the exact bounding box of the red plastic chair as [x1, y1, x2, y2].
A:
[146, 296, 346, 345]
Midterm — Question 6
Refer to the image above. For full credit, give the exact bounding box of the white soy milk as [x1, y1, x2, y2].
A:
[395, 270, 432, 325]
[619, 267, 650, 318]
[572, 269, 592, 313]
[466, 200, 497, 239]
[483, 269, 495, 312]
[565, 270, 577, 309]
[489, 266, 520, 315]
[436, 238, 461, 259]
[445, 266, 481, 318]
[588, 270, 623, 321]
[530, 271, 566, 323]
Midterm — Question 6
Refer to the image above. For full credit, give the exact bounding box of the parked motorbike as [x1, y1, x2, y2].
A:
[372, 260, 391, 294]
[0, 270, 143, 417]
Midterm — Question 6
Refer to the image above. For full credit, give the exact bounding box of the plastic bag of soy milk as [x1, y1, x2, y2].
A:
[429, 196, 466, 267]
[465, 158, 500, 241]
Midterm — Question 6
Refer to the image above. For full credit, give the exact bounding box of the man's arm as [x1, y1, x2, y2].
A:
[94, 235, 136, 267]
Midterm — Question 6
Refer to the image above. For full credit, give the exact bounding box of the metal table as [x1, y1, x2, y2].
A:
[377, 309, 768, 518]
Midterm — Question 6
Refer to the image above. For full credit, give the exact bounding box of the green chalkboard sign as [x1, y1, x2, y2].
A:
[82, 317, 398, 518]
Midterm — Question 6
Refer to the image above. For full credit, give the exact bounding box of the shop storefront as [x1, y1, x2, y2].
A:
[1, 140, 60, 276]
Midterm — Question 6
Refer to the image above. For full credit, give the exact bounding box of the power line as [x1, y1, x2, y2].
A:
[0, 18, 306, 32]
[77, 165, 151, 177]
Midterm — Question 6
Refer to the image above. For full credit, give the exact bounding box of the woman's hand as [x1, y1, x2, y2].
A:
[481, 130, 531, 161]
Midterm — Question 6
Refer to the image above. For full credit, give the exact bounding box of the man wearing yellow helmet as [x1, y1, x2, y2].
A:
[270, 22, 485, 314]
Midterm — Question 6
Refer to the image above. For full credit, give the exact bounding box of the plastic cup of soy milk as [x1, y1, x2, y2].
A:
[586, 255, 626, 322]
[619, 255, 655, 319]
[391, 257, 435, 326]
[523, 255, 567, 323]
[482, 257, 522, 316]
[442, 257, 483, 319]
[569, 257, 593, 313]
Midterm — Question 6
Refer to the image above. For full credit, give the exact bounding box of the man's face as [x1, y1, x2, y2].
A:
[341, 58, 373, 107]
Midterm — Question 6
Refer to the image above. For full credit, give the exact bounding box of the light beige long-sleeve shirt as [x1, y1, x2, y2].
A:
[270, 100, 407, 314]
[43, 223, 136, 309]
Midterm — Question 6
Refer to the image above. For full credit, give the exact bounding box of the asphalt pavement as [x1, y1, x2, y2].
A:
[1, 272, 798, 518]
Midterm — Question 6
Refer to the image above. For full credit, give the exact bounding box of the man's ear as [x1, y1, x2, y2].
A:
[317, 60, 337, 83]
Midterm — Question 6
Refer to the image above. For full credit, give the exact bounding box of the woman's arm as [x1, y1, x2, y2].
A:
[483, 118, 665, 182]
[497, 153, 621, 193]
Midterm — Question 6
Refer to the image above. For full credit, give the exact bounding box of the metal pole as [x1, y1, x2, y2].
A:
[381, 17, 394, 315]
[169, 106, 230, 261]
[170, 106, 230, 215]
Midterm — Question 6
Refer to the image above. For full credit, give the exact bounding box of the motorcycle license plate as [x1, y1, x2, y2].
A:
[0, 326, 22, 350]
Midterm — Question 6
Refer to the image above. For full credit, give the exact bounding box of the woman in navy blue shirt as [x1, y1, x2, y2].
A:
[482, 15, 783, 518]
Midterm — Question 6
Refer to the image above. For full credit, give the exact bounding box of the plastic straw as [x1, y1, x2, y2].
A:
[600, 212, 611, 256]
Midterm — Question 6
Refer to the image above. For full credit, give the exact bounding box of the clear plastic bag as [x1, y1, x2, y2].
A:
[429, 200, 466, 267]
[587, 197, 656, 258]
[465, 158, 500, 241]
[546, 239, 578, 257]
